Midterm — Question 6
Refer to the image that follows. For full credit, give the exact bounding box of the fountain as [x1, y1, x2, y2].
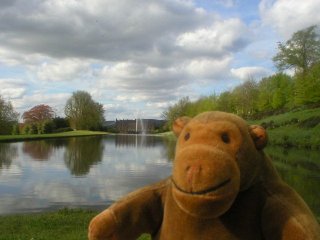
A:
[135, 118, 146, 134]
[134, 113, 147, 148]
[135, 111, 147, 134]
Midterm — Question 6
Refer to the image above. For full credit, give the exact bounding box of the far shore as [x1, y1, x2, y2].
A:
[0, 130, 109, 143]
[0, 130, 176, 143]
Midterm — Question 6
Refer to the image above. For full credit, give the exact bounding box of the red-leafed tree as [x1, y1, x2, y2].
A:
[22, 104, 55, 123]
[22, 104, 55, 134]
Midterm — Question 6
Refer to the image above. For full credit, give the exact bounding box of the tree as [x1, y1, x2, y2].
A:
[294, 62, 320, 105]
[64, 91, 105, 130]
[0, 96, 19, 135]
[22, 104, 55, 134]
[217, 91, 235, 113]
[273, 25, 320, 74]
[231, 80, 259, 118]
[257, 73, 294, 112]
[162, 97, 191, 130]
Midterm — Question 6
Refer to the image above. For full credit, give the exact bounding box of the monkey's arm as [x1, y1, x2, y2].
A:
[88, 179, 168, 240]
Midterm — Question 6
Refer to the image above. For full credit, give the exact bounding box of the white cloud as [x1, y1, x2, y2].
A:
[184, 57, 232, 79]
[0, 0, 207, 64]
[0, 0, 281, 120]
[231, 66, 271, 81]
[0, 79, 27, 99]
[35, 59, 92, 82]
[99, 62, 189, 97]
[260, 0, 320, 39]
[176, 18, 251, 57]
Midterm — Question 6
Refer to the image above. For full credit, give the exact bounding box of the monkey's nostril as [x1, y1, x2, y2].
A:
[186, 165, 201, 174]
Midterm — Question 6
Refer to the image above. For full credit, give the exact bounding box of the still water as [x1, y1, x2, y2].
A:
[0, 135, 173, 214]
[0, 135, 319, 219]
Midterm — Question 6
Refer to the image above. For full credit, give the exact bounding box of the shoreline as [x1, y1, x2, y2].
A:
[0, 130, 109, 143]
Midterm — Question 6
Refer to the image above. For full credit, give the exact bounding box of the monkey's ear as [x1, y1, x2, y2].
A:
[172, 117, 191, 137]
[249, 125, 268, 150]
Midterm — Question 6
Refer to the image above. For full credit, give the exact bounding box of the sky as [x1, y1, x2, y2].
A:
[0, 0, 320, 121]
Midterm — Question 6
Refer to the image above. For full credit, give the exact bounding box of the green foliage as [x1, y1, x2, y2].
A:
[52, 127, 74, 133]
[231, 80, 259, 118]
[0, 96, 19, 135]
[22, 124, 30, 134]
[216, 91, 235, 113]
[11, 124, 20, 135]
[43, 120, 55, 133]
[162, 97, 191, 130]
[294, 62, 320, 105]
[257, 73, 294, 112]
[163, 76, 294, 121]
[65, 91, 105, 130]
[273, 25, 320, 73]
[53, 117, 70, 129]
[30, 123, 38, 134]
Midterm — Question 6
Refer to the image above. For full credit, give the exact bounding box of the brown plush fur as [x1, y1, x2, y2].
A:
[88, 111, 320, 240]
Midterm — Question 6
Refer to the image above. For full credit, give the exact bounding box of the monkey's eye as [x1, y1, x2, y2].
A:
[221, 132, 230, 143]
[184, 132, 190, 141]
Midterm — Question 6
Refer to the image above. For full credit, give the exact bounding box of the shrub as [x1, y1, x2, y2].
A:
[43, 121, 55, 134]
[52, 127, 73, 133]
[11, 124, 20, 135]
[298, 116, 320, 128]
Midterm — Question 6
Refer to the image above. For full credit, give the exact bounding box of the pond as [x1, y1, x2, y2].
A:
[0, 135, 319, 219]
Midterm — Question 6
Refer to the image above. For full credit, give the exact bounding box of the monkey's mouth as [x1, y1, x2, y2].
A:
[171, 178, 231, 195]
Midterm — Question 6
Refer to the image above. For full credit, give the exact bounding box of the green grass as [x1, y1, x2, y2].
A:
[0, 209, 96, 240]
[253, 108, 320, 125]
[0, 209, 151, 240]
[250, 107, 320, 149]
[0, 130, 109, 142]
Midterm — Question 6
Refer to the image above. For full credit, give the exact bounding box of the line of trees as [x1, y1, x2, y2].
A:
[0, 96, 19, 135]
[0, 90, 105, 135]
[163, 25, 320, 128]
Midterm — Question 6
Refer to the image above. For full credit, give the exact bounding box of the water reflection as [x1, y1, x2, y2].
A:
[114, 134, 163, 148]
[23, 141, 54, 161]
[64, 136, 104, 176]
[265, 146, 320, 218]
[22, 139, 68, 161]
[0, 136, 318, 219]
[0, 143, 17, 169]
[161, 136, 176, 162]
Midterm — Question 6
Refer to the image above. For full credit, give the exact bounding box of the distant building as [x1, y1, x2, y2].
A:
[115, 119, 166, 134]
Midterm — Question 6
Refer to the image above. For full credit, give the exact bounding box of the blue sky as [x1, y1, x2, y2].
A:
[0, 0, 319, 120]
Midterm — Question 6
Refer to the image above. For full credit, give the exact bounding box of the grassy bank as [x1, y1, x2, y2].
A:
[0, 209, 151, 240]
[250, 107, 320, 149]
[159, 107, 320, 149]
[0, 130, 108, 142]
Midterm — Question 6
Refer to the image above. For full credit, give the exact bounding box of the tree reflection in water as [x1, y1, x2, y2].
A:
[64, 136, 104, 176]
[0, 143, 17, 169]
[23, 141, 53, 161]
[22, 139, 67, 161]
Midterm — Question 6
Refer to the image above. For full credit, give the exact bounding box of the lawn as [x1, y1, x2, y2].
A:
[0, 130, 108, 142]
[0, 209, 151, 240]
